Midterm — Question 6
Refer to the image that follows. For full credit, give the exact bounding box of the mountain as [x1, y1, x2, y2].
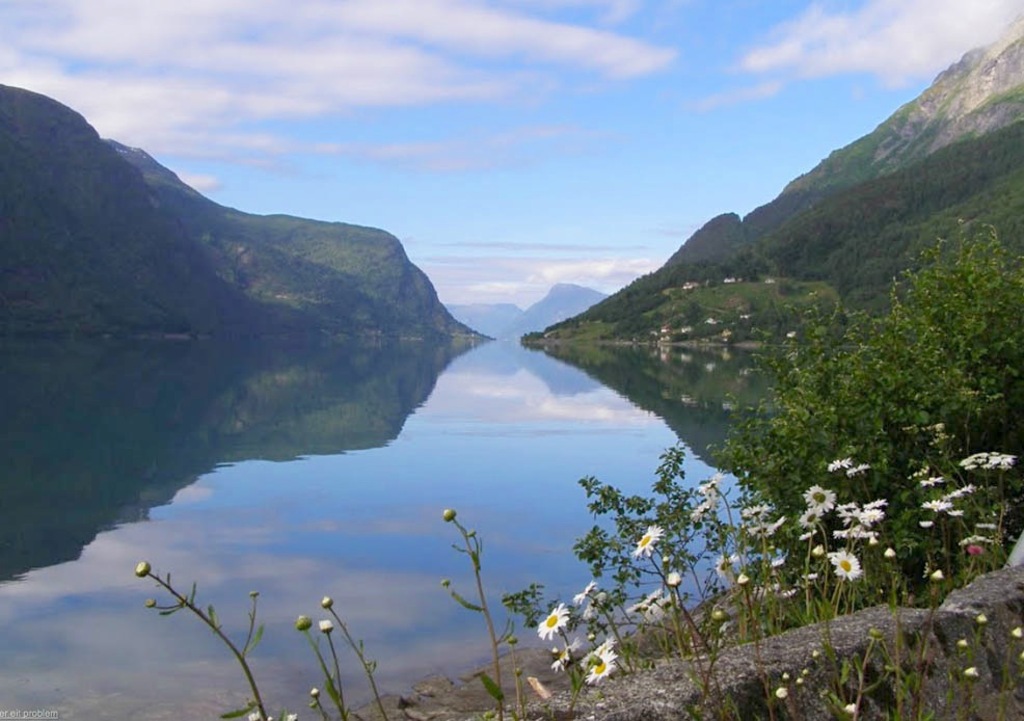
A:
[0, 85, 474, 339]
[537, 17, 1024, 344]
[448, 283, 606, 339]
[444, 302, 524, 339]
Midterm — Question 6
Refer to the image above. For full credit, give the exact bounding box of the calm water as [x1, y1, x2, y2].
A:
[0, 338, 762, 719]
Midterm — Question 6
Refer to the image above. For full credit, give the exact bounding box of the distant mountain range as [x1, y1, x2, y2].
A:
[539, 16, 1024, 344]
[448, 283, 607, 339]
[0, 85, 475, 339]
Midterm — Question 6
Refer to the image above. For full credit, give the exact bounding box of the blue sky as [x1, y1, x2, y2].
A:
[3, 0, 1022, 307]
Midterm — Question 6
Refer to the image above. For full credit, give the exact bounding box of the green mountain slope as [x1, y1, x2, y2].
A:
[539, 17, 1024, 343]
[0, 85, 268, 336]
[0, 84, 473, 339]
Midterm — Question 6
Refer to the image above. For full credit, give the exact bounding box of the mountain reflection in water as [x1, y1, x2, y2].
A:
[0, 339, 754, 719]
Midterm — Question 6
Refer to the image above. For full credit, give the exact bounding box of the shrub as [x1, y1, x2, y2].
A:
[718, 228, 1024, 589]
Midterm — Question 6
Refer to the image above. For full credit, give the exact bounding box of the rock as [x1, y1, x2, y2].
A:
[371, 567, 1024, 721]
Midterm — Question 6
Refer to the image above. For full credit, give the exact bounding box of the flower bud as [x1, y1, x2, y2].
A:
[930, 569, 944, 582]
[319, 619, 334, 634]
[144, 598, 157, 608]
[976, 613, 988, 626]
[956, 639, 969, 650]
[1012, 626, 1023, 639]
[711, 609, 728, 622]
[884, 547, 896, 559]
[963, 666, 979, 680]
[736, 573, 750, 587]
[321, 596, 334, 609]
[775, 686, 788, 699]
[666, 571, 682, 588]
[310, 687, 320, 698]
[811, 545, 825, 558]
[295, 615, 313, 631]
[442, 508, 457, 522]
[868, 628, 884, 641]
[134, 561, 151, 578]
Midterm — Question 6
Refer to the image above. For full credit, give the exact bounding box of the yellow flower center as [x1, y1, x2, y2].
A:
[593, 660, 606, 674]
[840, 560, 852, 573]
[545, 615, 558, 628]
[639, 535, 651, 547]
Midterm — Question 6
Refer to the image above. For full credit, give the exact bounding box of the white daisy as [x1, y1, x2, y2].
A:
[803, 485, 837, 514]
[828, 550, 863, 581]
[573, 580, 597, 606]
[538, 603, 570, 641]
[633, 524, 664, 558]
[585, 646, 618, 685]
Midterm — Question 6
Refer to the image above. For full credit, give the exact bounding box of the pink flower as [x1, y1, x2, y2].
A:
[966, 544, 985, 556]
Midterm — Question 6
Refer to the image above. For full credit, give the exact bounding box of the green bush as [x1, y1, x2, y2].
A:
[719, 228, 1024, 589]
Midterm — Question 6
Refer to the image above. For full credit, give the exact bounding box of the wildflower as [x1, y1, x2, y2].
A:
[829, 550, 863, 581]
[775, 686, 788, 699]
[963, 666, 980, 680]
[295, 615, 313, 632]
[976, 613, 988, 626]
[919, 520, 934, 529]
[442, 508, 457, 522]
[666, 571, 682, 588]
[550, 637, 582, 671]
[961, 452, 1017, 470]
[321, 596, 334, 609]
[919, 475, 945, 488]
[285, 715, 298, 721]
[828, 458, 853, 473]
[538, 603, 569, 641]
[134, 561, 151, 578]
[736, 573, 751, 587]
[956, 639, 969, 650]
[930, 569, 945, 582]
[922, 499, 953, 513]
[633, 525, 664, 558]
[1012, 627, 1023, 639]
[585, 646, 617, 685]
[843, 702, 857, 715]
[714, 553, 738, 579]
[319, 619, 334, 634]
[966, 544, 985, 556]
[812, 544, 826, 558]
[803, 485, 837, 514]
[573, 580, 597, 606]
[310, 687, 320, 698]
[846, 463, 871, 477]
[799, 509, 822, 529]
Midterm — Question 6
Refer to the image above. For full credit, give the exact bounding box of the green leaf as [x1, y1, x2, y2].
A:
[246, 624, 264, 654]
[479, 672, 505, 702]
[219, 701, 255, 718]
[449, 590, 483, 612]
[208, 604, 219, 628]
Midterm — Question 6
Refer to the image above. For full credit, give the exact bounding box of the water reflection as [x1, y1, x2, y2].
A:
[535, 343, 766, 464]
[0, 338, 472, 582]
[0, 340, 736, 718]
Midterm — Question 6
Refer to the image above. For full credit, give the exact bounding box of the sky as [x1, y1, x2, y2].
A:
[3, 0, 1023, 308]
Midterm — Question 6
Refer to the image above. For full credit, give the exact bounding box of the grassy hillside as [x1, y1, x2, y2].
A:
[112, 142, 470, 338]
[538, 119, 1024, 343]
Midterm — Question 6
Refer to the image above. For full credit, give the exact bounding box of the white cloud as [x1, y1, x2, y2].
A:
[178, 172, 223, 193]
[318, 124, 604, 171]
[0, 0, 675, 159]
[691, 80, 783, 112]
[740, 0, 1024, 86]
[424, 254, 657, 305]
